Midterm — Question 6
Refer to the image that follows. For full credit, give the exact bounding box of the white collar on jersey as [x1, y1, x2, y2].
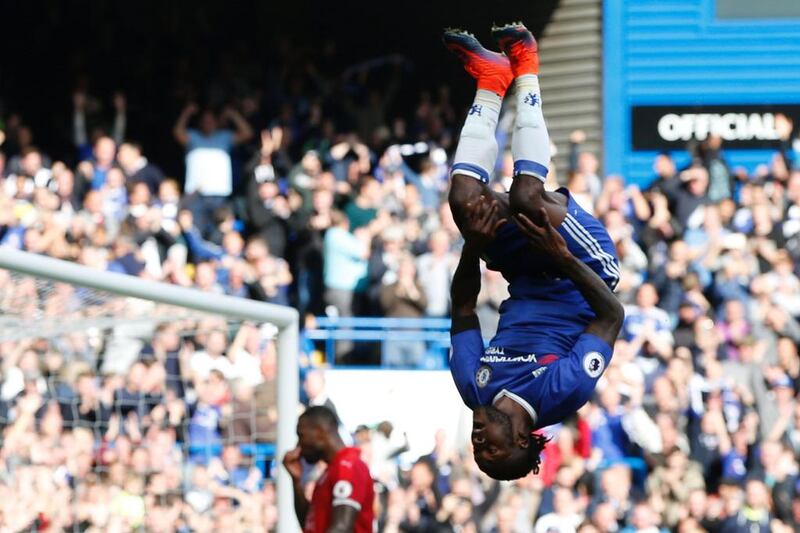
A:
[492, 389, 538, 427]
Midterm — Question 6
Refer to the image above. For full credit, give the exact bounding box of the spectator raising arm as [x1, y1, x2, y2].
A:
[73, 91, 89, 151]
[111, 92, 127, 145]
[221, 106, 254, 145]
[627, 184, 652, 221]
[173, 102, 198, 146]
[177, 210, 225, 262]
[621, 383, 663, 455]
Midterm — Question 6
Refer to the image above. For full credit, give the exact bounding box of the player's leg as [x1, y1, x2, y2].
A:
[443, 29, 513, 226]
[493, 22, 566, 227]
[495, 23, 618, 288]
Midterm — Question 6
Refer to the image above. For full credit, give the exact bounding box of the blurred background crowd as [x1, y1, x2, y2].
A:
[2, 4, 800, 532]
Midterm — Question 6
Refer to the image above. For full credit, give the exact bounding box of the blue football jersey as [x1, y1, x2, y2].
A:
[483, 188, 620, 294]
[448, 189, 619, 427]
[480, 188, 620, 356]
[450, 329, 613, 429]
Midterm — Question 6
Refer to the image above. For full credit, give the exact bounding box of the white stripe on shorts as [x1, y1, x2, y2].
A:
[560, 221, 617, 279]
[567, 213, 620, 277]
[563, 217, 621, 281]
[562, 215, 621, 280]
[565, 214, 621, 276]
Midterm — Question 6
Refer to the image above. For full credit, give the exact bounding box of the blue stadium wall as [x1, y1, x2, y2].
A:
[603, 0, 800, 186]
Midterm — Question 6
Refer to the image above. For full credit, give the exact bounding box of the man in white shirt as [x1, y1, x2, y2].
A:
[416, 229, 458, 317]
[173, 103, 253, 234]
[190, 330, 236, 381]
[534, 487, 583, 533]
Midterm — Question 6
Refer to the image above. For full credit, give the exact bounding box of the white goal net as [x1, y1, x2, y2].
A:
[0, 249, 299, 533]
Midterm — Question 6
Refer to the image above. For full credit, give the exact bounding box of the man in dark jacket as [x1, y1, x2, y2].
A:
[117, 142, 165, 196]
[245, 131, 289, 258]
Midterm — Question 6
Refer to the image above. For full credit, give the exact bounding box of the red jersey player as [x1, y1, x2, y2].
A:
[283, 406, 375, 533]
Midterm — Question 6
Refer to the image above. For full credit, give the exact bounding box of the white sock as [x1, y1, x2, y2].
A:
[512, 74, 550, 183]
[451, 89, 502, 184]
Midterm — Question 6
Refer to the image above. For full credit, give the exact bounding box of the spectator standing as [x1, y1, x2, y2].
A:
[245, 128, 289, 257]
[379, 254, 428, 367]
[79, 136, 118, 192]
[72, 91, 126, 165]
[187, 380, 224, 464]
[323, 210, 370, 320]
[720, 479, 771, 533]
[303, 369, 338, 420]
[190, 329, 235, 381]
[622, 283, 674, 380]
[117, 142, 165, 196]
[534, 486, 583, 533]
[671, 167, 710, 233]
[344, 175, 382, 231]
[173, 103, 253, 234]
[697, 135, 732, 203]
[416, 229, 457, 318]
[224, 334, 278, 444]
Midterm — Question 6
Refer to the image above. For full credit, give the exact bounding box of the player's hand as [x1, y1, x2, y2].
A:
[463, 196, 506, 249]
[282, 446, 304, 481]
[513, 209, 573, 265]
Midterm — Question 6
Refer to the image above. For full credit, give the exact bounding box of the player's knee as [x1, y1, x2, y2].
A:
[509, 176, 545, 220]
[515, 109, 543, 130]
[449, 174, 487, 222]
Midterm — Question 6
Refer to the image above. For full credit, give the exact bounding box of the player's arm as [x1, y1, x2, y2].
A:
[326, 505, 358, 533]
[515, 210, 624, 345]
[451, 198, 505, 329]
[327, 465, 371, 533]
[451, 241, 482, 320]
[282, 448, 310, 526]
[559, 251, 625, 345]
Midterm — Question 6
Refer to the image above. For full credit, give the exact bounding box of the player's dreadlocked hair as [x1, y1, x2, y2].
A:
[527, 431, 551, 475]
[477, 429, 551, 481]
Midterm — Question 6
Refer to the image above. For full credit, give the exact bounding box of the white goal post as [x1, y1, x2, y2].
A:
[0, 247, 300, 533]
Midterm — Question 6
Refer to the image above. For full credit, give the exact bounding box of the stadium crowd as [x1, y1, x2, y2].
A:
[2, 49, 800, 532]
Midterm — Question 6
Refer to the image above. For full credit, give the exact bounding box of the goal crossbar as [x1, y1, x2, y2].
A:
[0, 247, 300, 533]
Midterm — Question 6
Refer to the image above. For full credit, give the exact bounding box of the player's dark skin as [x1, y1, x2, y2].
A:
[283, 415, 358, 533]
[449, 173, 568, 237]
[451, 198, 624, 474]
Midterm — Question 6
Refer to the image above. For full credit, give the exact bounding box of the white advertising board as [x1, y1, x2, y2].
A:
[324, 369, 472, 461]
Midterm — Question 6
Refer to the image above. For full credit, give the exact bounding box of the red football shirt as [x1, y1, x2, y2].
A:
[304, 447, 375, 533]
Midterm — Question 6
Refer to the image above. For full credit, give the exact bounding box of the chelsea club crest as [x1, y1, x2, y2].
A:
[475, 365, 492, 388]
